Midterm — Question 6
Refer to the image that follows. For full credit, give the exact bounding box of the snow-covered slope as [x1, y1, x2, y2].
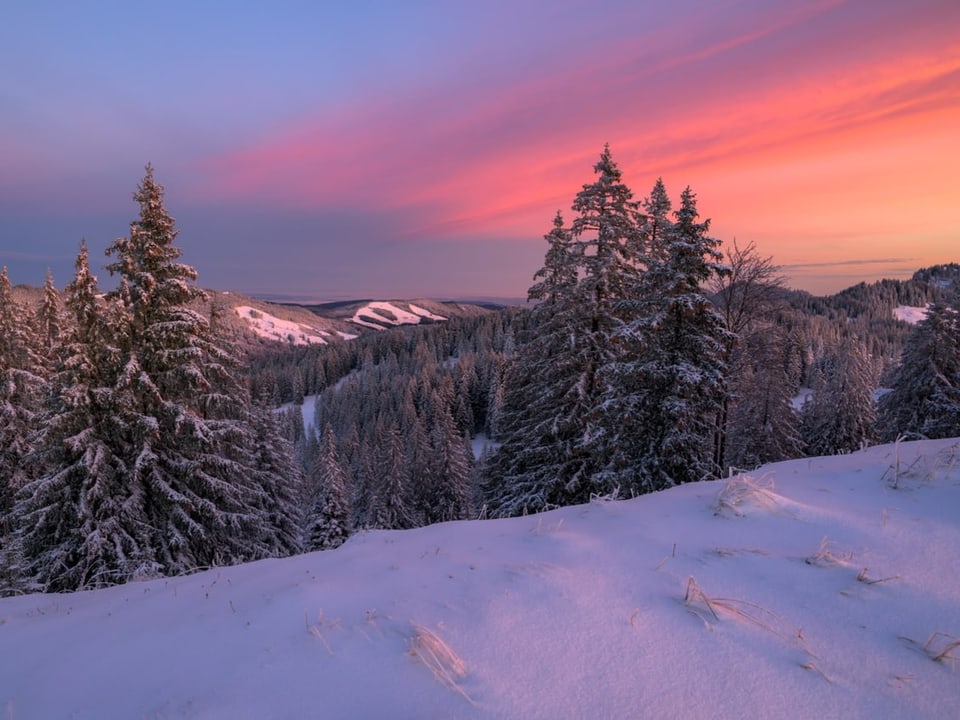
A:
[2, 439, 958, 719]
[213, 292, 359, 348]
[351, 301, 447, 330]
[234, 305, 331, 345]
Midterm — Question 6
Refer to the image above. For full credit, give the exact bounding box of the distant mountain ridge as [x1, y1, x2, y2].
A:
[9, 263, 956, 351]
[214, 293, 494, 347]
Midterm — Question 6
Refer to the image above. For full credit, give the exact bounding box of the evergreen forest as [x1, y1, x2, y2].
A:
[2, 152, 958, 595]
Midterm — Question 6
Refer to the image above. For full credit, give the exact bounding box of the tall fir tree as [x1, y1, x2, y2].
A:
[878, 303, 960, 440]
[0, 267, 45, 531]
[568, 146, 645, 484]
[306, 424, 352, 549]
[482, 212, 591, 515]
[485, 147, 646, 515]
[19, 166, 303, 591]
[15, 242, 144, 590]
[601, 184, 730, 491]
[802, 341, 878, 456]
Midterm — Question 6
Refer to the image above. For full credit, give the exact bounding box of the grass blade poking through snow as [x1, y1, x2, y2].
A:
[683, 577, 826, 678]
[805, 537, 854, 569]
[714, 474, 781, 517]
[683, 577, 808, 647]
[923, 633, 960, 670]
[408, 624, 475, 705]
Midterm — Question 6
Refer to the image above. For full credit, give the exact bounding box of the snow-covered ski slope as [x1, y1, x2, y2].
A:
[351, 301, 447, 329]
[234, 299, 452, 340]
[2, 439, 958, 719]
[234, 305, 333, 345]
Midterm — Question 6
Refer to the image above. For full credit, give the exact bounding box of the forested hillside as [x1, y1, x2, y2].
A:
[247, 149, 959, 539]
[2, 158, 958, 597]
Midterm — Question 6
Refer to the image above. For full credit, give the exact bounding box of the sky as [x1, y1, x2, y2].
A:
[1, 0, 958, 300]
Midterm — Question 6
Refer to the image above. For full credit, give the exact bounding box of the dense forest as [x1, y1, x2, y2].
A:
[2, 155, 958, 595]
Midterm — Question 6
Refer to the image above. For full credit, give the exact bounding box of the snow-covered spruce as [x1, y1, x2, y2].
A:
[15, 166, 302, 592]
[485, 147, 730, 513]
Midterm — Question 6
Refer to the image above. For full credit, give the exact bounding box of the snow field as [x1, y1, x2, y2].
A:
[233, 305, 329, 345]
[351, 301, 447, 329]
[1, 439, 958, 718]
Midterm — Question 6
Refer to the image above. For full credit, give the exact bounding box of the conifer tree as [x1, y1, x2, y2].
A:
[426, 400, 473, 523]
[0, 267, 45, 526]
[36, 269, 63, 365]
[16, 242, 145, 590]
[18, 166, 303, 591]
[802, 341, 877, 455]
[482, 212, 590, 515]
[486, 148, 646, 514]
[724, 327, 803, 469]
[247, 402, 305, 557]
[879, 303, 960, 440]
[639, 177, 672, 263]
[371, 424, 415, 529]
[306, 424, 353, 549]
[601, 184, 729, 491]
[407, 410, 434, 525]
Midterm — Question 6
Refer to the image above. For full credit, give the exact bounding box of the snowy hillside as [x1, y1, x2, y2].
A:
[227, 295, 489, 340]
[227, 296, 469, 345]
[214, 292, 359, 348]
[2, 439, 959, 719]
[350, 300, 448, 329]
[234, 305, 334, 345]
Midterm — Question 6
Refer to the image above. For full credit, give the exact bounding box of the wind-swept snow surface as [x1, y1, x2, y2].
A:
[2, 440, 959, 718]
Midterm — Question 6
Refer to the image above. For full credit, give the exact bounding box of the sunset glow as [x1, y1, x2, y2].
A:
[1, 0, 958, 298]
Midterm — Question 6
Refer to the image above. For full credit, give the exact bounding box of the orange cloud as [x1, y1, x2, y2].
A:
[194, 0, 959, 293]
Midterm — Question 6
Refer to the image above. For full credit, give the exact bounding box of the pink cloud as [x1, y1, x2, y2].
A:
[193, 0, 960, 270]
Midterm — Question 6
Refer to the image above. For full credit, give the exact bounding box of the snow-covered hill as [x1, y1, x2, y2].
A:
[233, 305, 341, 345]
[226, 295, 491, 342]
[350, 300, 448, 330]
[2, 439, 959, 719]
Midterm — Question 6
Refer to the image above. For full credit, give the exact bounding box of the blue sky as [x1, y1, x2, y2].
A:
[2, 1, 958, 299]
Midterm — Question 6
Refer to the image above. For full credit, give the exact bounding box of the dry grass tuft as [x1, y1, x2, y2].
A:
[923, 632, 960, 669]
[683, 577, 787, 638]
[856, 567, 901, 585]
[683, 576, 821, 672]
[883, 438, 960, 488]
[408, 624, 475, 704]
[684, 576, 721, 623]
[714, 474, 781, 517]
[683, 576, 815, 657]
[305, 610, 334, 655]
[805, 537, 854, 568]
